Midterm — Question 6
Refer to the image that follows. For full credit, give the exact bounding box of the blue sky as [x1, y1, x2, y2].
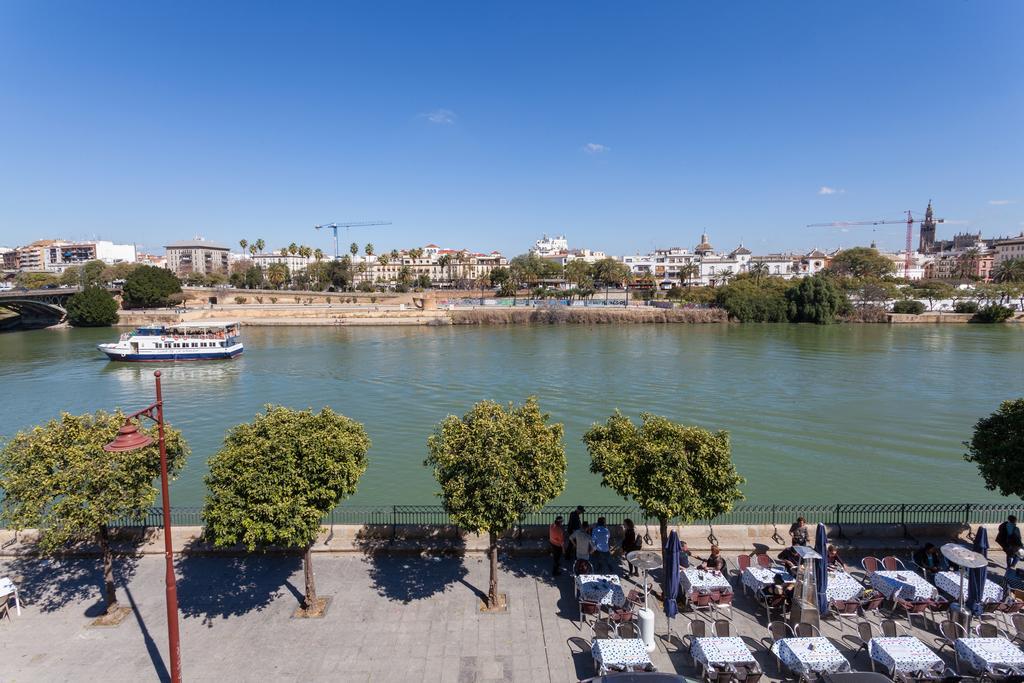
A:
[2, 1, 1022, 257]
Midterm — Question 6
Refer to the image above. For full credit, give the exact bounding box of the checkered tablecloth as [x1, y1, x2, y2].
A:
[955, 638, 1024, 674]
[869, 637, 944, 675]
[682, 568, 732, 593]
[742, 566, 795, 592]
[692, 637, 757, 668]
[576, 574, 626, 607]
[871, 570, 937, 600]
[771, 637, 851, 675]
[593, 638, 652, 674]
[935, 571, 1003, 603]
[825, 571, 864, 602]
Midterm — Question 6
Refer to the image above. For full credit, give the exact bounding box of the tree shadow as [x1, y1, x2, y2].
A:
[174, 553, 303, 627]
[356, 530, 481, 604]
[5, 550, 142, 617]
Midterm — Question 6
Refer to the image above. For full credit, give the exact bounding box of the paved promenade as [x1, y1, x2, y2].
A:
[0, 551, 985, 682]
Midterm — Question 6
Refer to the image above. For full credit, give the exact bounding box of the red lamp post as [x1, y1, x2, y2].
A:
[104, 370, 182, 683]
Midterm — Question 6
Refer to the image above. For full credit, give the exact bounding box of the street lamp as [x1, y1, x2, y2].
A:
[104, 370, 181, 683]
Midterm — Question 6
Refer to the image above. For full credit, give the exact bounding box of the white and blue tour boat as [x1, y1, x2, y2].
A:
[97, 322, 244, 362]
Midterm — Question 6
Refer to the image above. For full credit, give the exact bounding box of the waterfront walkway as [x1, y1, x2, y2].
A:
[0, 551, 1008, 681]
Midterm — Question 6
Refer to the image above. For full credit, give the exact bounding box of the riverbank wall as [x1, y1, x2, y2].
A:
[0, 521, 996, 558]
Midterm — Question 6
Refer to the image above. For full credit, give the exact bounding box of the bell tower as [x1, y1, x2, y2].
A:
[918, 201, 937, 253]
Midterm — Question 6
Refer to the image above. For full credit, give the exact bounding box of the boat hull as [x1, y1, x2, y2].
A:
[97, 345, 243, 362]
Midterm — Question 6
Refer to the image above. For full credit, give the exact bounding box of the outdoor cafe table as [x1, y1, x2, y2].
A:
[825, 571, 864, 602]
[935, 570, 1004, 603]
[955, 638, 1024, 675]
[869, 637, 944, 676]
[742, 566, 795, 593]
[870, 570, 937, 601]
[576, 574, 626, 608]
[681, 568, 733, 593]
[771, 637, 851, 676]
[592, 638, 652, 675]
[0, 576, 21, 616]
[692, 637, 757, 669]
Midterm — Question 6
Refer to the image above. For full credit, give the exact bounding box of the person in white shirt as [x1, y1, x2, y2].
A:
[590, 517, 612, 574]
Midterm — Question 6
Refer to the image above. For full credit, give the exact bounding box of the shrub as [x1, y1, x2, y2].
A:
[269, 297, 277, 304]
[954, 301, 979, 314]
[122, 265, 181, 309]
[66, 286, 119, 327]
[892, 300, 926, 315]
[254, 296, 263, 304]
[714, 280, 788, 322]
[786, 275, 847, 324]
[972, 304, 1014, 323]
[234, 296, 247, 304]
[840, 306, 888, 323]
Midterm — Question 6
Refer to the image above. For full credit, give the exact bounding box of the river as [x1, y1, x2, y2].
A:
[0, 323, 1021, 507]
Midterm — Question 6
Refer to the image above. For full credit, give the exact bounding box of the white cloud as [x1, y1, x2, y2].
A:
[583, 142, 609, 154]
[818, 186, 845, 196]
[989, 199, 1015, 205]
[420, 109, 456, 125]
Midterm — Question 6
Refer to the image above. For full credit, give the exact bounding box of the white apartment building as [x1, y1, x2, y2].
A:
[10, 239, 136, 272]
[995, 234, 1024, 268]
[881, 250, 933, 280]
[530, 234, 569, 256]
[251, 251, 313, 274]
[356, 245, 508, 286]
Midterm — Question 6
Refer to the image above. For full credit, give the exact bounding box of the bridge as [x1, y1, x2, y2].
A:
[0, 287, 120, 330]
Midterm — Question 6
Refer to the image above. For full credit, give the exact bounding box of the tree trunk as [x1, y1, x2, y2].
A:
[659, 517, 668, 548]
[487, 530, 499, 609]
[98, 524, 118, 613]
[303, 546, 318, 610]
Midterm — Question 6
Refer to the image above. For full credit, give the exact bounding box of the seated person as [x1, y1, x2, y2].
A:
[764, 573, 794, 606]
[777, 543, 801, 572]
[913, 542, 949, 575]
[700, 545, 726, 572]
[826, 544, 846, 571]
[679, 539, 692, 569]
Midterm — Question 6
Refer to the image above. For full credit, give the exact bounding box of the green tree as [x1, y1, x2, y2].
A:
[827, 247, 895, 279]
[15, 272, 60, 289]
[59, 265, 83, 287]
[994, 258, 1024, 284]
[239, 239, 248, 253]
[583, 412, 744, 541]
[266, 263, 290, 289]
[122, 265, 182, 309]
[749, 261, 769, 284]
[910, 281, 955, 311]
[714, 279, 789, 322]
[288, 243, 298, 256]
[488, 266, 511, 288]
[964, 399, 1024, 498]
[364, 243, 374, 258]
[424, 398, 565, 609]
[203, 406, 370, 613]
[313, 248, 324, 262]
[66, 286, 119, 326]
[437, 254, 452, 282]
[254, 238, 265, 254]
[565, 259, 594, 288]
[350, 242, 359, 258]
[972, 303, 1014, 323]
[679, 263, 701, 287]
[786, 275, 846, 324]
[243, 265, 264, 289]
[0, 411, 188, 614]
[892, 299, 926, 315]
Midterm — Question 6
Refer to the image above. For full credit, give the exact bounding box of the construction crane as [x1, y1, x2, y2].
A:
[807, 207, 944, 277]
[314, 221, 392, 259]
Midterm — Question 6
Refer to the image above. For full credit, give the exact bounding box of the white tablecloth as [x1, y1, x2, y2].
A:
[869, 637, 944, 675]
[871, 570, 937, 600]
[742, 566, 795, 593]
[825, 571, 863, 602]
[592, 638, 651, 674]
[576, 574, 625, 607]
[955, 638, 1024, 674]
[692, 637, 757, 667]
[681, 568, 732, 593]
[934, 571, 1003, 603]
[0, 577, 21, 616]
[771, 637, 851, 675]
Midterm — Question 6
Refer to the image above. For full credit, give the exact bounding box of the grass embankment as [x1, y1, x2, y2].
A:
[449, 307, 728, 325]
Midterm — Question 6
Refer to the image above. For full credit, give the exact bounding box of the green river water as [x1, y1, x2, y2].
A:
[0, 324, 1021, 507]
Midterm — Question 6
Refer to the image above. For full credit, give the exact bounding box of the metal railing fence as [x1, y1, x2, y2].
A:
[106, 502, 1022, 531]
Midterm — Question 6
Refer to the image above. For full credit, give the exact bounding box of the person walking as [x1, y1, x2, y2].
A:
[549, 515, 565, 577]
[997, 515, 1023, 569]
[789, 517, 809, 546]
[591, 517, 612, 574]
[620, 519, 643, 576]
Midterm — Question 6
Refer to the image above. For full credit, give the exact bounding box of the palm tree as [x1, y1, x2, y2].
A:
[255, 239, 265, 254]
[249, 244, 258, 258]
[313, 248, 324, 262]
[955, 248, 980, 281]
[994, 257, 1024, 283]
[679, 263, 700, 287]
[378, 253, 389, 267]
[350, 242, 359, 258]
[239, 239, 248, 253]
[288, 243, 298, 256]
[749, 261, 769, 284]
[266, 263, 288, 289]
[298, 245, 312, 259]
[437, 254, 452, 284]
[409, 247, 424, 260]
[364, 243, 374, 258]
